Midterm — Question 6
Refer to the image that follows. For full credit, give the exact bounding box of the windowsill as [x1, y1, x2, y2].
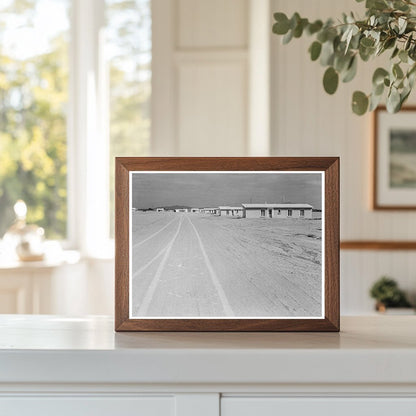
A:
[0, 249, 81, 271]
[0, 238, 115, 270]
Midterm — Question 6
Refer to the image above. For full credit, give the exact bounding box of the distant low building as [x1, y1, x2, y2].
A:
[218, 206, 244, 217]
[242, 204, 313, 219]
[156, 208, 165, 212]
[175, 208, 188, 213]
[203, 208, 219, 215]
[191, 208, 200, 213]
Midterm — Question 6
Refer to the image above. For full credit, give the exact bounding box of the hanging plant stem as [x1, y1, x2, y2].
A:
[272, 0, 416, 115]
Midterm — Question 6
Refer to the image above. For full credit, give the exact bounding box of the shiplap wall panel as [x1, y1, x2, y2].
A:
[174, 0, 248, 156]
[271, 0, 416, 314]
[177, 61, 247, 156]
[341, 251, 416, 314]
[178, 0, 248, 49]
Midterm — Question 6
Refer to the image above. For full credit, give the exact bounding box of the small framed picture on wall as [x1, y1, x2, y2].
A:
[374, 106, 416, 209]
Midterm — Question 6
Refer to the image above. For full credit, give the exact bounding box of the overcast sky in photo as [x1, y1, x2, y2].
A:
[132, 172, 323, 210]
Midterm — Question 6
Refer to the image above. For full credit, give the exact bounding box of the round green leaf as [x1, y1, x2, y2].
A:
[384, 37, 396, 50]
[405, 34, 413, 51]
[391, 47, 399, 59]
[293, 18, 308, 38]
[334, 52, 352, 73]
[373, 82, 384, 96]
[323, 67, 339, 95]
[282, 29, 293, 45]
[359, 44, 374, 62]
[399, 50, 408, 63]
[309, 41, 322, 61]
[273, 13, 290, 35]
[369, 92, 383, 112]
[393, 63, 404, 79]
[307, 20, 323, 35]
[360, 37, 375, 48]
[320, 41, 335, 66]
[352, 91, 369, 115]
[342, 56, 357, 83]
[387, 88, 401, 113]
[372, 68, 389, 86]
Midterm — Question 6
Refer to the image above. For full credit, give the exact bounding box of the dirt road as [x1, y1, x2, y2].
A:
[131, 212, 322, 317]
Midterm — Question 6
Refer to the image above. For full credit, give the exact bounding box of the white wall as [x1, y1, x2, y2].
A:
[152, 0, 271, 156]
[29, 0, 416, 317]
[271, 0, 416, 313]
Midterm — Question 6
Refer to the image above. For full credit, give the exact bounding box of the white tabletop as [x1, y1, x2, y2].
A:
[0, 315, 415, 386]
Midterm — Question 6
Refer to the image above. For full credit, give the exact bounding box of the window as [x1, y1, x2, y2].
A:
[0, 0, 151, 254]
[0, 0, 70, 239]
[288, 209, 292, 217]
[107, 0, 151, 237]
[261, 209, 265, 217]
[300, 209, 304, 216]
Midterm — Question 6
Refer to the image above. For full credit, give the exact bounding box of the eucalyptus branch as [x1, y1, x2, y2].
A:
[272, 0, 416, 115]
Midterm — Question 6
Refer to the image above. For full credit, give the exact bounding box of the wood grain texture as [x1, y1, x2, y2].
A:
[325, 157, 340, 331]
[114, 160, 130, 330]
[341, 241, 416, 250]
[115, 157, 340, 332]
[373, 106, 416, 210]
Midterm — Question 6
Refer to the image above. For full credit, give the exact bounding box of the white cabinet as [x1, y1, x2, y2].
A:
[1, 316, 416, 416]
[222, 398, 416, 416]
[1, 397, 175, 416]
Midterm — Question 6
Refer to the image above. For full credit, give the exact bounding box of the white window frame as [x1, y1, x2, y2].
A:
[67, 0, 111, 258]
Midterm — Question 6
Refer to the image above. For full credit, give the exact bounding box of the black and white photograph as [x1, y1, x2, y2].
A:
[129, 171, 324, 319]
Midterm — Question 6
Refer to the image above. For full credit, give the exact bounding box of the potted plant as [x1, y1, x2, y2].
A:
[272, 0, 416, 115]
[369, 276, 413, 313]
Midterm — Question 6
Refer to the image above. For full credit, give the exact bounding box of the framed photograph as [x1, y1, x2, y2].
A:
[115, 157, 339, 332]
[374, 106, 416, 209]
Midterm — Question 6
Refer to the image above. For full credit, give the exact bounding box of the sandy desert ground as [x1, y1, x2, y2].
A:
[131, 212, 322, 318]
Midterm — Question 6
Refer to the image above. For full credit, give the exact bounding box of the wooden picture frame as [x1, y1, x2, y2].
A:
[115, 157, 339, 332]
[373, 106, 416, 210]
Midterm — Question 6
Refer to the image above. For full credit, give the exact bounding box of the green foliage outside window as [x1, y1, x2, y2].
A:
[0, 0, 151, 240]
[0, 1, 69, 238]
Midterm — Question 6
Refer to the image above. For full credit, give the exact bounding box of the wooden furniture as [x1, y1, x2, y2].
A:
[1, 315, 416, 415]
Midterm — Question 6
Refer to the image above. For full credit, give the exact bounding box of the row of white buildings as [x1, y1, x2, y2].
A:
[152, 203, 315, 219]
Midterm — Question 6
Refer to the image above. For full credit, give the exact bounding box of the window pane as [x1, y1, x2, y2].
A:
[106, 0, 151, 237]
[0, 0, 70, 239]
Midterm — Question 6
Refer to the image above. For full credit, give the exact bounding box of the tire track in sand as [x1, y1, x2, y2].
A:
[137, 214, 184, 316]
[133, 216, 178, 249]
[186, 215, 234, 317]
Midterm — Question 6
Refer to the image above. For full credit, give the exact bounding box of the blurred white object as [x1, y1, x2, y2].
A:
[3, 200, 45, 262]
